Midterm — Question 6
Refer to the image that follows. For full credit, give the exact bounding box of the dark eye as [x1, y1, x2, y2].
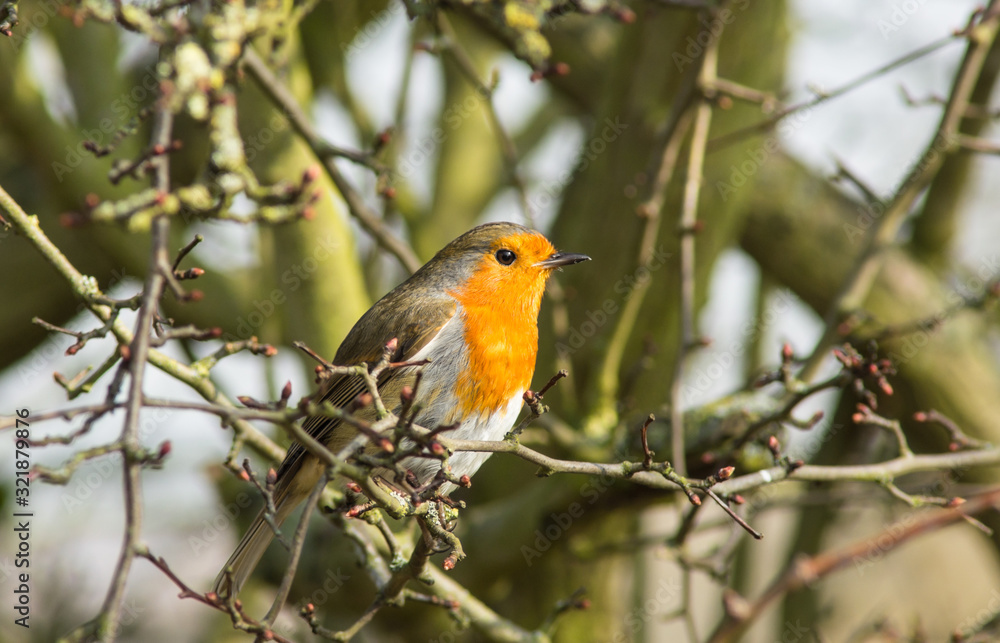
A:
[495, 249, 516, 265]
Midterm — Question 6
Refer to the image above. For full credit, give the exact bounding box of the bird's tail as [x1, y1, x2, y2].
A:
[212, 489, 299, 599]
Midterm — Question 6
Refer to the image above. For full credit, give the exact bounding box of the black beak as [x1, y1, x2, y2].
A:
[535, 252, 591, 269]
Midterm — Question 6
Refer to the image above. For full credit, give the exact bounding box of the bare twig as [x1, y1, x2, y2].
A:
[800, 5, 1000, 381]
[242, 48, 422, 274]
[706, 486, 1000, 642]
[94, 105, 175, 643]
[670, 41, 718, 477]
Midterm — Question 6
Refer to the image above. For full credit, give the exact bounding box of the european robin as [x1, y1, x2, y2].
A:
[213, 221, 589, 597]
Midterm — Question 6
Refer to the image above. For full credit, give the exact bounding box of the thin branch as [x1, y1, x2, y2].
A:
[96, 105, 175, 643]
[800, 5, 1000, 381]
[670, 40, 717, 477]
[242, 47, 422, 274]
[707, 486, 1000, 642]
[707, 31, 962, 152]
[263, 472, 328, 625]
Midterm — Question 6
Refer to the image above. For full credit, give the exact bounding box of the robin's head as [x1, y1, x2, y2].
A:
[424, 223, 589, 317]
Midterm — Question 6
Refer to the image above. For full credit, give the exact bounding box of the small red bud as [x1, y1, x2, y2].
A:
[281, 381, 293, 399]
[187, 289, 204, 302]
[913, 411, 928, 422]
[158, 441, 172, 458]
[879, 380, 894, 396]
[60, 212, 83, 227]
[120, 345, 132, 361]
[430, 442, 445, 456]
[768, 435, 780, 450]
[266, 468, 277, 485]
[851, 413, 864, 423]
[66, 344, 80, 356]
[459, 475, 471, 488]
[946, 497, 966, 507]
[303, 165, 321, 182]
[346, 482, 362, 493]
[717, 466, 735, 481]
[239, 470, 250, 481]
[386, 337, 399, 353]
[782, 343, 793, 360]
[379, 439, 395, 453]
[733, 494, 745, 505]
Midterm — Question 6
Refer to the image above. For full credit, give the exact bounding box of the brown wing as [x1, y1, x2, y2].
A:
[274, 290, 457, 489]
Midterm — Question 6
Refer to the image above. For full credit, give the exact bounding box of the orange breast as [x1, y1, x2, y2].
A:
[449, 263, 545, 417]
